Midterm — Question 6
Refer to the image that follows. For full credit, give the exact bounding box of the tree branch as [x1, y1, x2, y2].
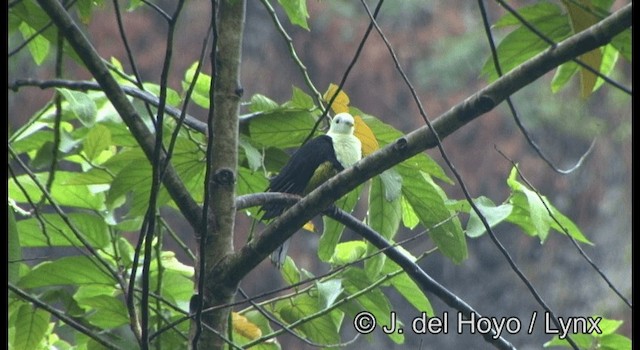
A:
[34, 0, 203, 229]
[212, 3, 632, 289]
[194, 0, 246, 348]
[326, 207, 516, 350]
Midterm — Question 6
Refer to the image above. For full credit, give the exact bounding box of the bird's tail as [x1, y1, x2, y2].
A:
[270, 239, 290, 269]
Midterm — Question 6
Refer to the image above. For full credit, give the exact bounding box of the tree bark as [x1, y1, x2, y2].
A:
[192, 0, 246, 349]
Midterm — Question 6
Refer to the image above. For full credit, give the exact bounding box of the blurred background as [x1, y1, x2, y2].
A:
[9, 1, 631, 349]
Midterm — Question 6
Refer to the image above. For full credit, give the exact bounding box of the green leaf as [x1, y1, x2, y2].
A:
[400, 168, 466, 264]
[83, 124, 112, 161]
[281, 256, 301, 285]
[400, 195, 420, 229]
[276, 294, 342, 344]
[319, 185, 362, 261]
[171, 136, 207, 203]
[381, 257, 434, 316]
[356, 111, 452, 183]
[379, 168, 402, 201]
[17, 212, 110, 248]
[182, 61, 211, 108]
[610, 29, 631, 61]
[329, 240, 367, 265]
[239, 135, 263, 172]
[150, 270, 193, 308]
[342, 268, 403, 343]
[366, 176, 402, 278]
[599, 334, 631, 350]
[547, 203, 592, 244]
[551, 61, 579, 93]
[249, 94, 280, 113]
[9, 172, 106, 211]
[482, 7, 571, 81]
[506, 167, 591, 244]
[62, 167, 114, 185]
[288, 86, 316, 110]
[493, 1, 563, 28]
[57, 88, 98, 127]
[19, 22, 50, 65]
[237, 310, 280, 350]
[544, 333, 594, 348]
[316, 279, 342, 309]
[107, 160, 171, 217]
[237, 167, 269, 218]
[592, 44, 619, 93]
[143, 82, 182, 107]
[249, 111, 318, 149]
[464, 197, 513, 238]
[277, 0, 310, 30]
[507, 168, 551, 241]
[12, 304, 50, 350]
[594, 317, 623, 336]
[8, 208, 22, 284]
[19, 256, 114, 288]
[75, 295, 129, 328]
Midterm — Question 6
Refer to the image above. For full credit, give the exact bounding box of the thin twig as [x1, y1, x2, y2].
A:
[259, 0, 324, 108]
[302, 0, 385, 146]
[360, 1, 577, 348]
[479, 0, 597, 175]
[493, 0, 631, 96]
[495, 147, 632, 308]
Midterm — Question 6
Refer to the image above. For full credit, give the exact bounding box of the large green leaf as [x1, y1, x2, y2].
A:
[248, 110, 318, 149]
[9, 172, 106, 211]
[506, 167, 591, 244]
[275, 293, 342, 345]
[57, 88, 98, 127]
[365, 176, 402, 278]
[399, 168, 466, 264]
[82, 124, 112, 161]
[19, 22, 50, 65]
[75, 294, 129, 329]
[8, 208, 22, 284]
[18, 256, 115, 288]
[107, 160, 171, 217]
[342, 268, 403, 343]
[381, 255, 434, 316]
[329, 240, 367, 265]
[482, 2, 571, 81]
[319, 186, 362, 262]
[12, 304, 50, 350]
[17, 212, 109, 248]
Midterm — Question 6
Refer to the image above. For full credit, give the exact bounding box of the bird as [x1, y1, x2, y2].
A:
[260, 112, 362, 267]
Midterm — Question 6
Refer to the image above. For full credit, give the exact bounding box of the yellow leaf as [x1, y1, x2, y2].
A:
[232, 312, 262, 340]
[303, 221, 316, 232]
[562, 0, 602, 98]
[354, 115, 378, 157]
[323, 83, 350, 114]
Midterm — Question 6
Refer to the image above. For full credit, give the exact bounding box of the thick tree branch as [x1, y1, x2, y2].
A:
[212, 3, 632, 289]
[34, 0, 202, 229]
[194, 0, 246, 348]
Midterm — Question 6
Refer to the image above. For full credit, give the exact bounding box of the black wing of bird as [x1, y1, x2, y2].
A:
[260, 135, 342, 220]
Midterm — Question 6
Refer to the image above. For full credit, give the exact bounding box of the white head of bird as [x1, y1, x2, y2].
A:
[328, 112, 356, 136]
[327, 112, 361, 168]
